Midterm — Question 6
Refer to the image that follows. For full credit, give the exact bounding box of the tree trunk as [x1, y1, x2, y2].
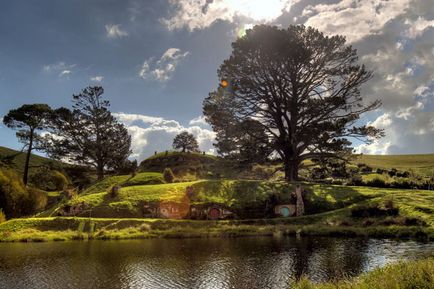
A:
[284, 159, 299, 182]
[23, 129, 34, 186]
[97, 163, 104, 180]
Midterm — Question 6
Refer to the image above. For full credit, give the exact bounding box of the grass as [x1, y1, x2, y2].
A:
[0, 216, 432, 242]
[81, 172, 164, 195]
[45, 179, 434, 227]
[353, 154, 434, 177]
[293, 258, 434, 289]
[1, 179, 434, 242]
[0, 146, 63, 174]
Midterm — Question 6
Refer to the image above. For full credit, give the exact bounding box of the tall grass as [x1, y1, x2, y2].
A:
[293, 258, 434, 289]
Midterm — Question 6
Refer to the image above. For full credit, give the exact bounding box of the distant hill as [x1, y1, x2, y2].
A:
[0, 146, 63, 173]
[353, 154, 434, 177]
[140, 151, 227, 179]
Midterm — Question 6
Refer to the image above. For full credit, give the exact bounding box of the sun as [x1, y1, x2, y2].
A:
[228, 0, 292, 22]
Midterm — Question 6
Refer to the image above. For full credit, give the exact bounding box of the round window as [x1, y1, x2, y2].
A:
[280, 206, 290, 217]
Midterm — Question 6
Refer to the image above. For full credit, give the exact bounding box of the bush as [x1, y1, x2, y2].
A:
[365, 176, 387, 188]
[29, 169, 69, 191]
[351, 202, 399, 218]
[251, 164, 275, 180]
[0, 168, 33, 217]
[0, 209, 5, 223]
[109, 185, 121, 198]
[388, 168, 398, 177]
[163, 168, 175, 183]
[28, 187, 48, 212]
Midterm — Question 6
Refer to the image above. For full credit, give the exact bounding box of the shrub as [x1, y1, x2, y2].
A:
[348, 174, 363, 186]
[0, 209, 5, 223]
[388, 168, 398, 177]
[360, 165, 373, 173]
[28, 187, 48, 211]
[0, 168, 33, 217]
[351, 203, 399, 218]
[251, 164, 275, 180]
[109, 185, 121, 198]
[163, 168, 175, 183]
[365, 176, 387, 188]
[29, 169, 69, 191]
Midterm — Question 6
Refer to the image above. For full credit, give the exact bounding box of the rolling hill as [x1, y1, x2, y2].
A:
[0, 146, 63, 173]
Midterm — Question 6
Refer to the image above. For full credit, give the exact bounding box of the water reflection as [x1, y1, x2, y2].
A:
[0, 237, 433, 289]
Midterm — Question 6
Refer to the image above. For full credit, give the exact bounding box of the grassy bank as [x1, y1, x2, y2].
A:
[0, 215, 433, 242]
[44, 179, 434, 225]
[293, 258, 434, 289]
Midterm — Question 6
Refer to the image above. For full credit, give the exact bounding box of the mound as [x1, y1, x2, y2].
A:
[140, 151, 221, 178]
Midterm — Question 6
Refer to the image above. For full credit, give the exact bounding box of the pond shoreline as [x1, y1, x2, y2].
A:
[1, 217, 433, 242]
[293, 258, 434, 289]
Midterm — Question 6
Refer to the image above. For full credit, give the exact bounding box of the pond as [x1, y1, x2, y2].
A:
[0, 237, 433, 289]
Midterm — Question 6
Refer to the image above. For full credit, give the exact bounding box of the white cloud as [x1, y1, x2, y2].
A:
[90, 76, 104, 82]
[139, 48, 189, 81]
[59, 70, 71, 78]
[404, 17, 434, 38]
[105, 24, 128, 38]
[162, 0, 294, 31]
[189, 115, 208, 127]
[114, 112, 216, 160]
[302, 0, 411, 43]
[43, 62, 76, 74]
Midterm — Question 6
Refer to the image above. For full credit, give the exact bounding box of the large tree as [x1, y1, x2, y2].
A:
[204, 25, 383, 181]
[172, 132, 199, 152]
[3, 104, 52, 185]
[46, 86, 131, 179]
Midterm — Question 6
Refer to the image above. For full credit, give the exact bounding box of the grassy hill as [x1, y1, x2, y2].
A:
[1, 150, 434, 242]
[140, 151, 229, 179]
[0, 146, 63, 174]
[1, 177, 433, 241]
[353, 154, 434, 177]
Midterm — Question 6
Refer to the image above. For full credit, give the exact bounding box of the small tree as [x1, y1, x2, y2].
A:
[3, 104, 52, 185]
[172, 132, 199, 153]
[163, 168, 175, 183]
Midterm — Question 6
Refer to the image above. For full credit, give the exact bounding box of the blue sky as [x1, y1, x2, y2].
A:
[1, 0, 434, 160]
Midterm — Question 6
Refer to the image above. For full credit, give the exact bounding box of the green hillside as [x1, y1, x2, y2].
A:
[0, 146, 62, 173]
[1, 177, 433, 241]
[353, 154, 434, 177]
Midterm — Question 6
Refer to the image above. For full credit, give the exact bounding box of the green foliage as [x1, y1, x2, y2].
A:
[293, 259, 434, 289]
[29, 168, 69, 191]
[204, 25, 382, 181]
[28, 187, 48, 212]
[0, 168, 32, 217]
[3, 104, 53, 185]
[163, 168, 175, 183]
[250, 164, 277, 180]
[46, 86, 131, 179]
[0, 209, 5, 223]
[172, 132, 199, 152]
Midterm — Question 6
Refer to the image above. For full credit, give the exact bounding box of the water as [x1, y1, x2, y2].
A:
[0, 237, 433, 289]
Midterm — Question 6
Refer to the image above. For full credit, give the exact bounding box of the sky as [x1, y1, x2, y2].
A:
[0, 0, 433, 161]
